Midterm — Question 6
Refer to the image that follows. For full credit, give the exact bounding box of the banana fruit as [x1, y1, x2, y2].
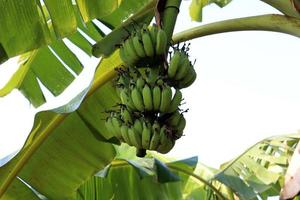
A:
[168, 50, 197, 89]
[119, 26, 167, 67]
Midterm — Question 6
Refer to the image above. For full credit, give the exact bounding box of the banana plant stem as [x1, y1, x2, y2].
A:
[172, 14, 300, 43]
[161, 0, 182, 42]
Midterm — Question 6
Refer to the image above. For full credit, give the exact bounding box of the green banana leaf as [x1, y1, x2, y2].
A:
[0, 51, 124, 199]
[214, 133, 300, 200]
[189, 0, 232, 22]
[76, 152, 235, 200]
[0, 1, 153, 107]
[0, 0, 119, 63]
[0, 49, 127, 199]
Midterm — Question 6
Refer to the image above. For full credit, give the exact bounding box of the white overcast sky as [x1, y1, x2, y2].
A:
[1, 0, 300, 169]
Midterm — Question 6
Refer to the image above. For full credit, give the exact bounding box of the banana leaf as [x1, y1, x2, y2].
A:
[0, 0, 119, 63]
[0, 0, 154, 107]
[76, 153, 235, 200]
[189, 0, 232, 22]
[0, 51, 123, 199]
[214, 133, 300, 200]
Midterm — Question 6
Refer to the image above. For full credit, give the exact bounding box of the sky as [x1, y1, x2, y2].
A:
[1, 0, 300, 171]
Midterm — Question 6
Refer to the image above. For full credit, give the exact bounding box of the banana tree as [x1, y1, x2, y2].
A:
[1, 0, 300, 199]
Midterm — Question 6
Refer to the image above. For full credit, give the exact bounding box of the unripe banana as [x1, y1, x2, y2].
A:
[121, 107, 133, 124]
[177, 114, 186, 132]
[149, 122, 161, 150]
[136, 77, 145, 90]
[119, 46, 129, 64]
[149, 26, 158, 48]
[111, 117, 123, 139]
[184, 68, 197, 88]
[168, 51, 181, 78]
[157, 138, 175, 154]
[155, 29, 167, 55]
[174, 56, 190, 80]
[123, 39, 138, 64]
[132, 35, 146, 58]
[178, 68, 197, 89]
[142, 84, 153, 111]
[128, 127, 138, 147]
[159, 125, 167, 143]
[128, 127, 142, 148]
[142, 30, 155, 57]
[167, 111, 181, 127]
[133, 118, 143, 135]
[131, 87, 144, 111]
[167, 89, 182, 113]
[141, 122, 151, 149]
[159, 85, 172, 113]
[120, 89, 135, 109]
[105, 117, 116, 136]
[152, 85, 161, 111]
[120, 125, 132, 145]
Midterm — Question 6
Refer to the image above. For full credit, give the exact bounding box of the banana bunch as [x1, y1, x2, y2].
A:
[106, 114, 176, 155]
[119, 75, 182, 113]
[106, 25, 198, 157]
[167, 49, 197, 89]
[119, 25, 168, 67]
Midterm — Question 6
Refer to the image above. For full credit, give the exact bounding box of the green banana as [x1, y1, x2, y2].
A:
[159, 85, 172, 113]
[141, 122, 151, 149]
[111, 116, 123, 139]
[167, 111, 181, 127]
[121, 107, 133, 124]
[157, 138, 175, 154]
[168, 51, 181, 78]
[120, 89, 135, 109]
[142, 30, 155, 57]
[136, 77, 145, 90]
[128, 127, 142, 148]
[128, 127, 138, 147]
[167, 89, 182, 113]
[133, 118, 143, 135]
[155, 29, 167, 55]
[178, 68, 197, 89]
[105, 117, 116, 136]
[152, 85, 161, 111]
[159, 125, 167, 143]
[119, 46, 129, 64]
[177, 114, 186, 132]
[132, 35, 146, 58]
[149, 26, 158, 49]
[184, 68, 197, 87]
[124, 39, 139, 64]
[142, 84, 153, 111]
[174, 56, 191, 80]
[149, 122, 161, 150]
[131, 87, 144, 111]
[120, 125, 132, 145]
